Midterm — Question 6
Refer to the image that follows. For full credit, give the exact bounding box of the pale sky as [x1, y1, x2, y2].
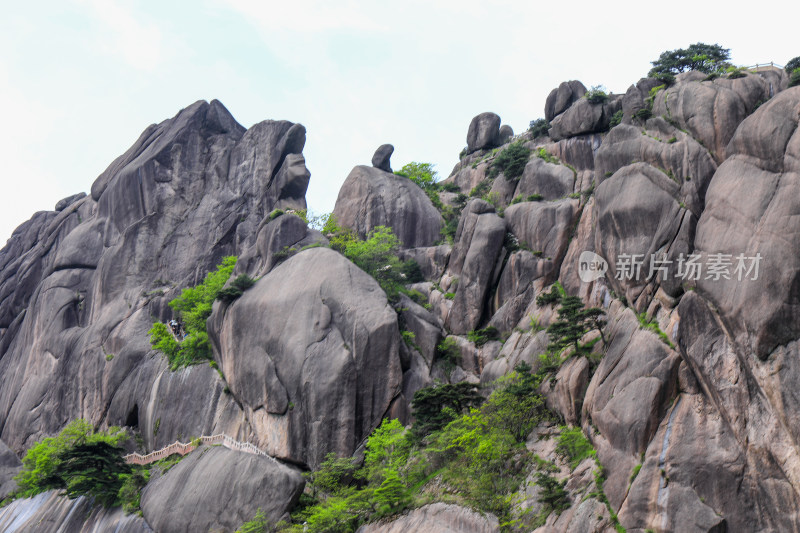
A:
[1, 0, 795, 244]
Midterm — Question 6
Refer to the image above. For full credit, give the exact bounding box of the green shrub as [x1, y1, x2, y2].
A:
[268, 209, 284, 221]
[584, 85, 609, 104]
[727, 67, 747, 79]
[467, 326, 500, 347]
[667, 136, 677, 143]
[469, 179, 492, 198]
[609, 109, 623, 128]
[636, 313, 675, 348]
[634, 108, 652, 121]
[527, 194, 543, 202]
[436, 337, 461, 370]
[105, 353, 114, 361]
[489, 141, 531, 181]
[401, 330, 417, 349]
[630, 462, 642, 483]
[216, 274, 257, 304]
[57, 441, 131, 506]
[786, 57, 800, 73]
[405, 289, 428, 308]
[341, 226, 407, 301]
[411, 382, 483, 438]
[396, 162, 443, 209]
[236, 509, 270, 533]
[555, 426, 595, 469]
[396, 162, 438, 191]
[528, 118, 550, 138]
[118, 469, 149, 513]
[536, 283, 564, 307]
[535, 472, 570, 514]
[790, 68, 800, 88]
[439, 182, 461, 193]
[483, 365, 550, 442]
[373, 469, 409, 515]
[651, 72, 675, 85]
[536, 147, 559, 165]
[306, 453, 359, 497]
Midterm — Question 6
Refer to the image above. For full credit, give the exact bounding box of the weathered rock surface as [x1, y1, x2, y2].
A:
[235, 212, 327, 278]
[0, 439, 20, 500]
[333, 165, 443, 248]
[3, 64, 800, 533]
[0, 490, 153, 532]
[466, 112, 502, 154]
[446, 200, 505, 334]
[398, 245, 451, 280]
[549, 95, 621, 141]
[582, 304, 680, 510]
[545, 80, 587, 121]
[514, 157, 575, 201]
[652, 73, 771, 162]
[693, 87, 800, 358]
[504, 198, 580, 284]
[594, 162, 694, 306]
[0, 100, 311, 455]
[209, 248, 402, 467]
[621, 77, 663, 123]
[141, 446, 304, 533]
[595, 118, 717, 214]
[357, 502, 499, 533]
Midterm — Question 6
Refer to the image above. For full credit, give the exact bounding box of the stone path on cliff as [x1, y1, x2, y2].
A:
[123, 434, 278, 466]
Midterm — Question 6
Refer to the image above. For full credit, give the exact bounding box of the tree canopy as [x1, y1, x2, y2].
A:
[648, 43, 731, 78]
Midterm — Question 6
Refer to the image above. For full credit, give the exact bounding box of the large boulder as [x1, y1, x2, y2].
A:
[504, 198, 581, 284]
[582, 304, 680, 511]
[545, 80, 587, 121]
[513, 156, 575, 201]
[141, 446, 304, 533]
[595, 117, 718, 214]
[466, 112, 502, 154]
[372, 143, 394, 172]
[549, 96, 622, 141]
[333, 165, 443, 248]
[446, 200, 505, 334]
[651, 73, 771, 163]
[620, 77, 664, 122]
[594, 163, 694, 307]
[209, 247, 403, 468]
[692, 87, 800, 358]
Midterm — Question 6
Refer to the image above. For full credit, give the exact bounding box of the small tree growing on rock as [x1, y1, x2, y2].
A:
[546, 295, 606, 354]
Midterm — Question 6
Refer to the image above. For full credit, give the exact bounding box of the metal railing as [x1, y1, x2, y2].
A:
[742, 62, 784, 72]
[123, 434, 279, 466]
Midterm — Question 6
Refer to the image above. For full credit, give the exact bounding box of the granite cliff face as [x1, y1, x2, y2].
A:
[0, 65, 799, 532]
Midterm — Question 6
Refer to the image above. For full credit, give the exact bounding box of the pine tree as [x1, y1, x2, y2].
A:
[546, 296, 606, 354]
[54, 441, 130, 507]
[373, 470, 408, 514]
